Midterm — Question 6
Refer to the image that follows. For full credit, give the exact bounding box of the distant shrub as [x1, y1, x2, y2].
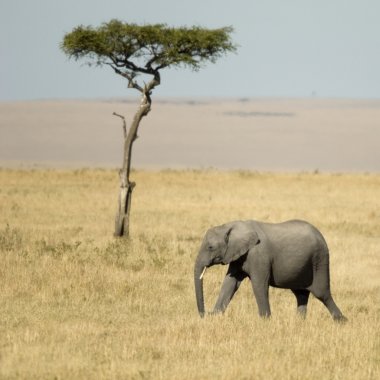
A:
[0, 224, 23, 252]
[101, 239, 130, 270]
[35, 239, 81, 258]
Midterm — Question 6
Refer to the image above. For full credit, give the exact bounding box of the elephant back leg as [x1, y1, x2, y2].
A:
[322, 294, 347, 321]
[312, 288, 346, 321]
[309, 255, 346, 321]
[291, 289, 310, 317]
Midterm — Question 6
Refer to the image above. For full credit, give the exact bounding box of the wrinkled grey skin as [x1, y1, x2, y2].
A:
[194, 220, 346, 321]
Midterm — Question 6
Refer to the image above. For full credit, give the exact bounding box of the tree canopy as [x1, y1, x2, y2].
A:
[61, 19, 236, 79]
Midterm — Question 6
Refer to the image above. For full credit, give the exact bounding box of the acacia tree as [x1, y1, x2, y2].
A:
[61, 20, 236, 237]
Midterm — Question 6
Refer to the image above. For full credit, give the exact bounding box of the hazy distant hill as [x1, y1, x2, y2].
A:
[0, 98, 379, 172]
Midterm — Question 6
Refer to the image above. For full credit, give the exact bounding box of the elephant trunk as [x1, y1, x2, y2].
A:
[194, 254, 210, 318]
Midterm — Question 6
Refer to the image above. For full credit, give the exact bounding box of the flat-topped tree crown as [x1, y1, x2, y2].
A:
[62, 20, 236, 77]
[61, 20, 236, 237]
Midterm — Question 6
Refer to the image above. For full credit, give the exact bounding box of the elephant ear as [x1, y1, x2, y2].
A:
[222, 222, 260, 264]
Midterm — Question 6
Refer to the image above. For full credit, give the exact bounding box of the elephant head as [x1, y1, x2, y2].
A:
[194, 221, 260, 317]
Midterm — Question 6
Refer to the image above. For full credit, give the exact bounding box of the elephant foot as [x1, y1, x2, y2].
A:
[258, 312, 271, 319]
[333, 314, 348, 323]
[209, 308, 224, 316]
[296, 305, 308, 318]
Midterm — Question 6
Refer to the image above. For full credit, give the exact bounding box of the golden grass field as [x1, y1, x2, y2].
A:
[0, 168, 379, 379]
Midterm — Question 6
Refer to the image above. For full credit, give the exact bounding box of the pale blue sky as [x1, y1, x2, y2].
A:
[1, 0, 379, 100]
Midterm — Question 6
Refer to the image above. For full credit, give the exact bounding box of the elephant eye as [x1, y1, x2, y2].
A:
[208, 245, 214, 251]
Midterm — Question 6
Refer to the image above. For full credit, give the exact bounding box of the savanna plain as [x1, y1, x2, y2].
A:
[0, 168, 379, 379]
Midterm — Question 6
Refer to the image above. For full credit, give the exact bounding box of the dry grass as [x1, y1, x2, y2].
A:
[0, 168, 379, 379]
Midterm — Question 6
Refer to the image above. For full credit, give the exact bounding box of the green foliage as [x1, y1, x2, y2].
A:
[61, 19, 236, 73]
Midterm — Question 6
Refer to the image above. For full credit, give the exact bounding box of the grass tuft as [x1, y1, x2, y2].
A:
[0, 224, 23, 252]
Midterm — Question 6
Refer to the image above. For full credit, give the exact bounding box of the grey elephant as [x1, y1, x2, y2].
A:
[194, 219, 346, 321]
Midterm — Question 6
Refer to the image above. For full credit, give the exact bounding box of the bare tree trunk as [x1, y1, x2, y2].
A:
[113, 73, 160, 237]
[114, 171, 136, 237]
[114, 101, 149, 237]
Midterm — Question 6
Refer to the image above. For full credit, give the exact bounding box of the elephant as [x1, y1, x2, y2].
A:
[194, 219, 346, 321]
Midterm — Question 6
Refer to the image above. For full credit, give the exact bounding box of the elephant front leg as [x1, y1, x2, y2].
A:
[212, 268, 247, 315]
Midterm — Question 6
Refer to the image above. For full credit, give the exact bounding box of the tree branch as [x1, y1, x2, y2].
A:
[113, 112, 127, 139]
[141, 71, 161, 105]
[108, 63, 144, 92]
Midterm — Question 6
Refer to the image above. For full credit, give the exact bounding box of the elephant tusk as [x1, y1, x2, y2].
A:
[199, 267, 207, 280]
